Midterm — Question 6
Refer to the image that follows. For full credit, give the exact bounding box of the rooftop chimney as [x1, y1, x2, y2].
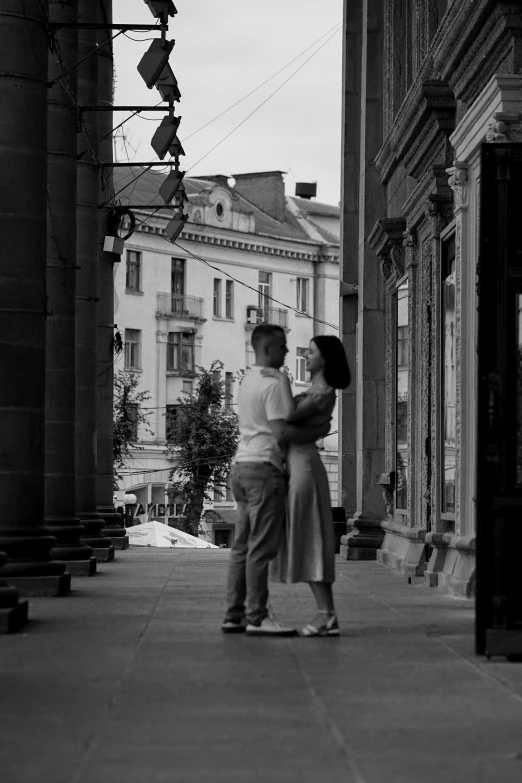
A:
[232, 171, 286, 221]
[295, 182, 317, 200]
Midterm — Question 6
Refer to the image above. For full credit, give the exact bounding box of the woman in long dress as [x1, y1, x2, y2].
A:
[266, 335, 351, 636]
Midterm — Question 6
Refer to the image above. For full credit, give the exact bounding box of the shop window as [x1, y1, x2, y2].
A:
[441, 234, 456, 514]
[396, 278, 409, 510]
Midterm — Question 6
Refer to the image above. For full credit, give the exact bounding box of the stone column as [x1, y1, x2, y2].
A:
[46, 0, 96, 576]
[76, 0, 114, 561]
[0, 0, 69, 596]
[341, 0, 387, 560]
[0, 553, 28, 633]
[339, 0, 362, 527]
[96, 0, 129, 549]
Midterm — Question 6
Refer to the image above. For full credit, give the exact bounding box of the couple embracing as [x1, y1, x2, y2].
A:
[222, 323, 350, 637]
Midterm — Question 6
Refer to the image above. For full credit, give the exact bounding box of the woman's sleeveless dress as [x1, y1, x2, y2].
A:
[270, 388, 336, 584]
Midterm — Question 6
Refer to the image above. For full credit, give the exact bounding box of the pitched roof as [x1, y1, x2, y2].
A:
[112, 167, 339, 245]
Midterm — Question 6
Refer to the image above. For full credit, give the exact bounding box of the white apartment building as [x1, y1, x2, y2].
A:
[113, 168, 340, 546]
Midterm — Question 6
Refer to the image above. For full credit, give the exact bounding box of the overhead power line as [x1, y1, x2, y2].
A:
[181, 20, 342, 143]
[185, 25, 342, 174]
[173, 242, 339, 331]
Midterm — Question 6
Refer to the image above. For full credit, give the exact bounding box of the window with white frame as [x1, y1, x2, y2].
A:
[296, 347, 307, 383]
[124, 329, 141, 369]
[225, 280, 234, 319]
[126, 250, 141, 292]
[213, 278, 222, 317]
[167, 332, 195, 372]
[258, 271, 271, 320]
[296, 278, 309, 313]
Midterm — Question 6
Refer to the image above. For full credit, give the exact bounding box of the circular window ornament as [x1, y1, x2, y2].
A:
[215, 202, 225, 219]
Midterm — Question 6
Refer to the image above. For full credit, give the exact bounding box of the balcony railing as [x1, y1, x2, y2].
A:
[245, 305, 288, 329]
[157, 293, 204, 320]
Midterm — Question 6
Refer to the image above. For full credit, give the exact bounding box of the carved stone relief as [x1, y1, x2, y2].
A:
[485, 111, 522, 143]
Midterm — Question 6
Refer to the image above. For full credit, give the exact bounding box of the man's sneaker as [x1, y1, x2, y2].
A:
[221, 617, 247, 634]
[245, 617, 297, 637]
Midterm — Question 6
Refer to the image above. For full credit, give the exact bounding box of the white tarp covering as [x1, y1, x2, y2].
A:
[127, 520, 218, 548]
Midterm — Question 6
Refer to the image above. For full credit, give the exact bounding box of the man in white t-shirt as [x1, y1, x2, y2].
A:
[222, 324, 330, 636]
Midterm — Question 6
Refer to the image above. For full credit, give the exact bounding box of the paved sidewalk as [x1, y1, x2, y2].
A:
[1, 550, 522, 783]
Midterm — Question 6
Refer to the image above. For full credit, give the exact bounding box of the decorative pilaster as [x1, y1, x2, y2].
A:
[446, 161, 471, 540]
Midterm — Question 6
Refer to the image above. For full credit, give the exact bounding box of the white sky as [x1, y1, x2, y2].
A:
[113, 0, 343, 206]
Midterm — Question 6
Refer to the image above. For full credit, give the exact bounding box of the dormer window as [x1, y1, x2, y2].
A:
[215, 202, 225, 219]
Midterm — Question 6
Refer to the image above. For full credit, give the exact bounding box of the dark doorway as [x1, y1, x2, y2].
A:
[476, 144, 522, 658]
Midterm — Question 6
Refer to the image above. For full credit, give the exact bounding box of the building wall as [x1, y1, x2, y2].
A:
[342, 0, 522, 592]
[114, 198, 340, 542]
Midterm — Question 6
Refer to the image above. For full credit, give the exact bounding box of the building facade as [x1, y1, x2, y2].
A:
[340, 0, 522, 595]
[113, 169, 340, 545]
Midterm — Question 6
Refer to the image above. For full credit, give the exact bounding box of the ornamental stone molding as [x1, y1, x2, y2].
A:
[485, 111, 522, 144]
[446, 161, 469, 214]
[368, 217, 407, 281]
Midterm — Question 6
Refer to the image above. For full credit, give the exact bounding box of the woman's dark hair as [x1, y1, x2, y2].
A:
[312, 335, 351, 389]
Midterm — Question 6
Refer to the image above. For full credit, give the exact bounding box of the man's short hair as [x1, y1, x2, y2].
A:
[251, 323, 285, 351]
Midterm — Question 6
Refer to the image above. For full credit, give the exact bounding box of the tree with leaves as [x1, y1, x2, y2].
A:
[113, 370, 152, 488]
[166, 361, 239, 536]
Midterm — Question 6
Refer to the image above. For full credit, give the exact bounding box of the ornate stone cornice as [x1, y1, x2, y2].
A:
[446, 161, 469, 212]
[375, 80, 455, 184]
[485, 111, 522, 143]
[122, 217, 339, 264]
[423, 194, 453, 235]
[368, 217, 407, 280]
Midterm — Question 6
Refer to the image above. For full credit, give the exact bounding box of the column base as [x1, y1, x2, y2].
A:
[63, 556, 97, 576]
[5, 572, 71, 597]
[96, 508, 128, 548]
[112, 536, 129, 550]
[339, 514, 385, 561]
[0, 561, 29, 632]
[0, 600, 29, 633]
[376, 522, 427, 577]
[424, 533, 475, 597]
[91, 545, 115, 563]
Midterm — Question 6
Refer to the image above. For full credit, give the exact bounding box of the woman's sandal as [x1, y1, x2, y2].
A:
[301, 611, 340, 637]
